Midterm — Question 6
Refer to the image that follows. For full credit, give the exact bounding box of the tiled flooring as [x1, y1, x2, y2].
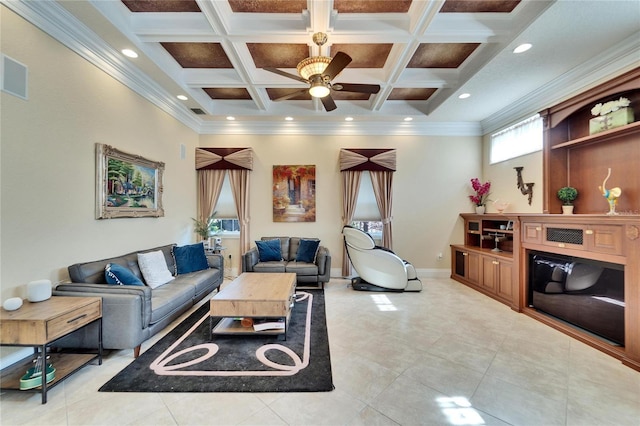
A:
[1, 277, 639, 425]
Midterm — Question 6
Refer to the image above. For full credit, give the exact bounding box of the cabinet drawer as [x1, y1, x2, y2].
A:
[522, 223, 543, 244]
[47, 300, 101, 342]
[586, 225, 623, 255]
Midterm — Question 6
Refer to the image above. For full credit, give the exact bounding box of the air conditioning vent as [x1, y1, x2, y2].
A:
[191, 108, 206, 115]
[546, 227, 583, 245]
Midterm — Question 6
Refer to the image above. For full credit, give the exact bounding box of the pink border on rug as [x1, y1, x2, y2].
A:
[149, 292, 313, 377]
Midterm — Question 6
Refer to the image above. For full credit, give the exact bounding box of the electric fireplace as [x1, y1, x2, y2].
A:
[528, 252, 625, 345]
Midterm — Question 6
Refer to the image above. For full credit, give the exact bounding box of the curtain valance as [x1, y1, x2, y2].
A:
[339, 148, 396, 172]
[196, 148, 253, 170]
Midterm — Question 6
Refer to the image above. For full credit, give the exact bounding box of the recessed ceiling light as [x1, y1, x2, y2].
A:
[345, 117, 354, 121]
[285, 116, 294, 121]
[121, 49, 138, 58]
[226, 116, 236, 121]
[458, 93, 471, 99]
[404, 117, 413, 122]
[513, 43, 532, 54]
[176, 95, 188, 101]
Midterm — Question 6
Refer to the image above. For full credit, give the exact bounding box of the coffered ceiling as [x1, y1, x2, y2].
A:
[7, 0, 640, 135]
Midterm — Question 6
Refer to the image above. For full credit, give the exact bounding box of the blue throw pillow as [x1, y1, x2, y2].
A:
[296, 239, 320, 263]
[256, 239, 282, 262]
[173, 242, 209, 275]
[105, 263, 144, 286]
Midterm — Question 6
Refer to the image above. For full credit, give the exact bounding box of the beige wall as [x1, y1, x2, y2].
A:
[199, 133, 482, 274]
[1, 8, 199, 300]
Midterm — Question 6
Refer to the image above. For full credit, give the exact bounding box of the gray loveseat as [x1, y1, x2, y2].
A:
[242, 237, 331, 288]
[54, 243, 223, 357]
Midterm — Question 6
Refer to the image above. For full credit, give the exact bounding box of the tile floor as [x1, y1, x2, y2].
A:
[1, 277, 639, 425]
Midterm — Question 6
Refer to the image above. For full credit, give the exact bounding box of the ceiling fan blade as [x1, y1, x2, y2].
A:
[264, 67, 308, 83]
[333, 83, 381, 94]
[321, 94, 337, 112]
[322, 52, 352, 81]
[272, 88, 310, 101]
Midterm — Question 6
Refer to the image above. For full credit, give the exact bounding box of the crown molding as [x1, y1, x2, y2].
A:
[197, 120, 482, 136]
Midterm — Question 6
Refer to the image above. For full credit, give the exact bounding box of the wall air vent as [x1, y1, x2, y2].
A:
[191, 108, 206, 115]
[2, 54, 28, 100]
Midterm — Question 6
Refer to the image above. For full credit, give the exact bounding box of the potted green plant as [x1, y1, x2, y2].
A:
[192, 212, 218, 242]
[557, 187, 578, 214]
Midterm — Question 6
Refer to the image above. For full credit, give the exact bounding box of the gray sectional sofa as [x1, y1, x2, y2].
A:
[242, 237, 331, 288]
[54, 243, 223, 357]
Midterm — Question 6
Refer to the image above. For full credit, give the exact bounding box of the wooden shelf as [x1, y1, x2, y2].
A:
[212, 317, 286, 336]
[551, 121, 640, 150]
[0, 353, 98, 391]
[484, 228, 514, 234]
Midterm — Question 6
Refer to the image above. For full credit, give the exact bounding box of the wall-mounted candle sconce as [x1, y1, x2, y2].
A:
[514, 166, 534, 205]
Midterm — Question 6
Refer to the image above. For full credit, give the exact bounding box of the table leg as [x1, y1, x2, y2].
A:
[40, 344, 47, 404]
[97, 318, 103, 365]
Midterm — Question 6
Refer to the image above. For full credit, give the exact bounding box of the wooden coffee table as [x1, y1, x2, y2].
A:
[209, 273, 296, 339]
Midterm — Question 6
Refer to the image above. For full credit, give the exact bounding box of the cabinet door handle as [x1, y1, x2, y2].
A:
[492, 260, 499, 265]
[536, 227, 541, 231]
[462, 252, 468, 256]
[558, 243, 565, 248]
[585, 229, 593, 235]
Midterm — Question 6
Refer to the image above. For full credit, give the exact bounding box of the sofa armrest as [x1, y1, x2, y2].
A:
[316, 246, 331, 276]
[54, 282, 152, 329]
[206, 253, 224, 271]
[242, 247, 259, 272]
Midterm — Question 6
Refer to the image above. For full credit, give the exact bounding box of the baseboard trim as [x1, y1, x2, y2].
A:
[330, 268, 450, 280]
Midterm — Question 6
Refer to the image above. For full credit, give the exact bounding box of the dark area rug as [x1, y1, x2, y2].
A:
[99, 290, 333, 393]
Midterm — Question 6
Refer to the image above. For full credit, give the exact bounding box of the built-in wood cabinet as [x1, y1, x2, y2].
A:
[451, 214, 519, 310]
[451, 69, 640, 371]
[540, 67, 639, 214]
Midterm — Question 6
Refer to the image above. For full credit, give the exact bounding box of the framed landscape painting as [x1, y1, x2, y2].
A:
[273, 165, 316, 222]
[95, 143, 164, 219]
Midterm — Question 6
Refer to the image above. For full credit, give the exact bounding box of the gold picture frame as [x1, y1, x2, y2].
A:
[95, 143, 164, 219]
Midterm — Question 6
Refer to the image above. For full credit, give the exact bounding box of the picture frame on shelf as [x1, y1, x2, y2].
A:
[95, 143, 164, 219]
[506, 220, 514, 230]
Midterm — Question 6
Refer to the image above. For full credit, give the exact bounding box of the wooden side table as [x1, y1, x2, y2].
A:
[0, 296, 102, 404]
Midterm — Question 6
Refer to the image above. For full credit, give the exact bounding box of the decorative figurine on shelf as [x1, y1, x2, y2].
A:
[599, 168, 622, 215]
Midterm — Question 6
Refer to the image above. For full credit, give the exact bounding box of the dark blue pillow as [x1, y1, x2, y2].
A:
[296, 239, 320, 263]
[256, 239, 282, 262]
[173, 242, 209, 275]
[105, 263, 144, 286]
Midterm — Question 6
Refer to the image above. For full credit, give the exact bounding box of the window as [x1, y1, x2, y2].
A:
[212, 173, 239, 236]
[352, 171, 382, 242]
[490, 114, 543, 164]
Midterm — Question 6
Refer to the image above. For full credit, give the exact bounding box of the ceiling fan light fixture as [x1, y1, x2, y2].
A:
[297, 56, 332, 80]
[308, 79, 330, 98]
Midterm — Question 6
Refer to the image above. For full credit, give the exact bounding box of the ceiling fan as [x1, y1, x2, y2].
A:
[265, 32, 381, 112]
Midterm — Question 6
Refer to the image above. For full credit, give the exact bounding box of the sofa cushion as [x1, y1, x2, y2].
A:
[286, 261, 318, 276]
[295, 239, 321, 263]
[261, 237, 290, 261]
[138, 251, 175, 289]
[149, 281, 195, 324]
[172, 242, 209, 275]
[253, 261, 286, 273]
[256, 239, 283, 262]
[105, 263, 144, 286]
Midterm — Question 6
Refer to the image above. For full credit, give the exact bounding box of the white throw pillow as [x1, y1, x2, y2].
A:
[137, 250, 175, 289]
